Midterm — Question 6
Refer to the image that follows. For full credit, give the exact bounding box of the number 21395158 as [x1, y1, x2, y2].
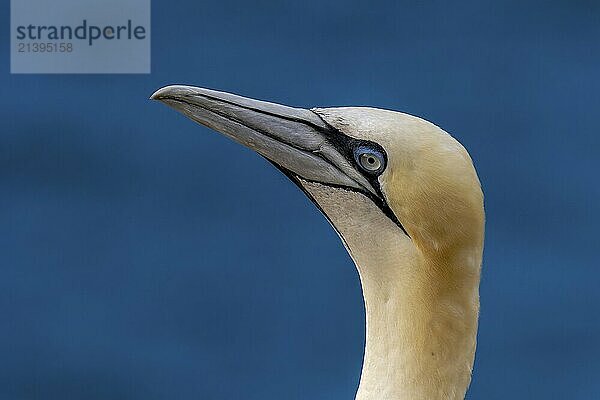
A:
[18, 42, 73, 53]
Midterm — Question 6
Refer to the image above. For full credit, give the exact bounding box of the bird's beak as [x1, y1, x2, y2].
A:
[150, 85, 377, 196]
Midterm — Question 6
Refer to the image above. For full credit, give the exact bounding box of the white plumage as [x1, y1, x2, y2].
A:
[152, 86, 485, 400]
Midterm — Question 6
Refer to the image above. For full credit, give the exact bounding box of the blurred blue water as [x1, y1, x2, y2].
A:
[1, 1, 599, 399]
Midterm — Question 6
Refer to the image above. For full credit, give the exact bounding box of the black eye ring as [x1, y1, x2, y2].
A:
[354, 145, 386, 175]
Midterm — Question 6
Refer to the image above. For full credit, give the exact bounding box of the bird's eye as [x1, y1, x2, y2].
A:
[354, 146, 385, 174]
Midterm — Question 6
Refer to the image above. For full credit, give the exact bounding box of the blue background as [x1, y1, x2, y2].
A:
[1, 1, 599, 399]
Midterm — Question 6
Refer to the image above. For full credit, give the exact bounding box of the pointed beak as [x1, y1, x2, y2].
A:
[150, 85, 377, 196]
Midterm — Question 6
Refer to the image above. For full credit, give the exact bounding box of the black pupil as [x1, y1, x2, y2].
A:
[367, 157, 375, 164]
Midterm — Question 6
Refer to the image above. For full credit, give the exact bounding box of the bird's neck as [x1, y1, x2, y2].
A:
[354, 248, 480, 400]
[301, 182, 481, 400]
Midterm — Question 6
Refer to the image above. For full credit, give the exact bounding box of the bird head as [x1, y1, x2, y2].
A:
[151, 86, 484, 260]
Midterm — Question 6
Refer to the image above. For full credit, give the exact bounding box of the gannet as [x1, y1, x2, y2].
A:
[151, 85, 485, 400]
